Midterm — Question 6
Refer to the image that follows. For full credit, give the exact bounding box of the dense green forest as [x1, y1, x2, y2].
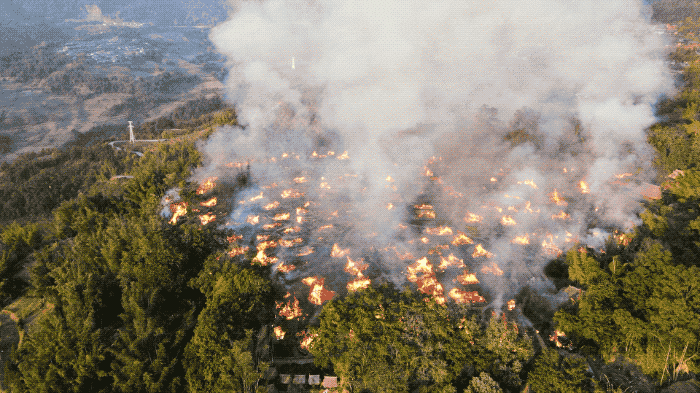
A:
[2, 8, 700, 393]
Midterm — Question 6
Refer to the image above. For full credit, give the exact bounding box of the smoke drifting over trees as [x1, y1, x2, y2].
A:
[202, 0, 673, 303]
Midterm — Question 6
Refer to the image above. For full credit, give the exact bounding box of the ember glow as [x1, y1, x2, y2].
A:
[481, 262, 504, 276]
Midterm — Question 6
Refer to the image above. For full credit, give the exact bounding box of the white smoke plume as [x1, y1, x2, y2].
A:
[196, 0, 672, 307]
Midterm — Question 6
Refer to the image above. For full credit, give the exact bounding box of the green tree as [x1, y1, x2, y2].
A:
[465, 372, 503, 393]
[527, 349, 589, 393]
[184, 260, 273, 393]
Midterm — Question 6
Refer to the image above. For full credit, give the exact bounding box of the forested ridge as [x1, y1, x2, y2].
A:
[2, 11, 700, 393]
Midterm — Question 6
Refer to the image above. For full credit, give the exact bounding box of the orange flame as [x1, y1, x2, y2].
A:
[228, 246, 249, 257]
[246, 215, 260, 225]
[452, 232, 474, 245]
[548, 189, 568, 206]
[541, 235, 562, 257]
[579, 180, 590, 194]
[426, 226, 453, 236]
[331, 243, 349, 258]
[490, 177, 498, 182]
[614, 231, 632, 246]
[481, 261, 504, 276]
[406, 257, 433, 282]
[517, 179, 538, 189]
[456, 270, 480, 285]
[318, 224, 334, 231]
[277, 295, 303, 320]
[615, 173, 633, 179]
[200, 197, 217, 207]
[299, 331, 318, 351]
[169, 202, 188, 225]
[198, 213, 216, 225]
[387, 203, 394, 210]
[274, 326, 285, 340]
[277, 261, 296, 273]
[337, 151, 349, 160]
[302, 276, 336, 305]
[345, 257, 369, 276]
[196, 177, 218, 195]
[347, 277, 372, 292]
[279, 238, 303, 247]
[227, 234, 243, 243]
[281, 189, 304, 198]
[551, 210, 570, 220]
[417, 210, 436, 219]
[273, 212, 291, 221]
[438, 254, 465, 269]
[465, 212, 483, 223]
[472, 244, 493, 258]
[449, 288, 485, 304]
[263, 201, 280, 210]
[549, 329, 570, 348]
[507, 299, 516, 311]
[501, 215, 517, 226]
[424, 167, 434, 177]
[297, 246, 314, 256]
[415, 274, 444, 298]
[249, 191, 264, 202]
[293, 176, 307, 184]
[253, 249, 278, 266]
[511, 235, 530, 245]
[263, 223, 281, 230]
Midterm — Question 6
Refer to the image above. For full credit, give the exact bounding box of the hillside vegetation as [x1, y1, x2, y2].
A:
[2, 12, 700, 393]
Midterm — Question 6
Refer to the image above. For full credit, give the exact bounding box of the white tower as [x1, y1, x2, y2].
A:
[128, 121, 135, 143]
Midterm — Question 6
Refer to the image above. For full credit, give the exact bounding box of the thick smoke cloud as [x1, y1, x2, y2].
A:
[199, 0, 672, 306]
